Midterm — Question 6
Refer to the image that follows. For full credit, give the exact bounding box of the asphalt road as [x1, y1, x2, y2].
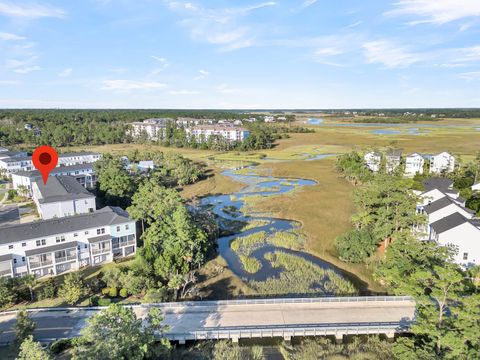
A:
[0, 203, 19, 227]
[0, 298, 416, 343]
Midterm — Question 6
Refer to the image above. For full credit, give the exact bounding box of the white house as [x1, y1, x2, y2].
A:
[0, 206, 136, 278]
[32, 176, 96, 220]
[186, 125, 250, 142]
[264, 116, 275, 123]
[429, 213, 480, 267]
[364, 152, 382, 172]
[386, 150, 402, 173]
[424, 196, 475, 227]
[405, 153, 425, 176]
[472, 183, 480, 192]
[430, 152, 455, 174]
[12, 163, 97, 195]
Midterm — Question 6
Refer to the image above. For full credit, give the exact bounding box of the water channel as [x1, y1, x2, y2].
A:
[200, 164, 366, 296]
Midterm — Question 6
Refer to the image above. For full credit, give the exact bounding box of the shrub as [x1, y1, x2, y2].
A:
[143, 288, 167, 303]
[40, 278, 56, 299]
[101, 287, 110, 296]
[336, 228, 377, 263]
[108, 287, 118, 298]
[89, 296, 99, 306]
[7, 189, 17, 200]
[119, 288, 128, 298]
[98, 298, 111, 306]
[50, 338, 73, 354]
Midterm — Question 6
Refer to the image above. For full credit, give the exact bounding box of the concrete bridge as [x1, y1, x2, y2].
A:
[0, 296, 416, 344]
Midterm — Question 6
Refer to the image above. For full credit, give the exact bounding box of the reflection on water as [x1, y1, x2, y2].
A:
[200, 166, 358, 294]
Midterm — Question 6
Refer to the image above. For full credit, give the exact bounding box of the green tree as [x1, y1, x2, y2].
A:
[22, 274, 37, 302]
[335, 228, 377, 263]
[16, 336, 51, 360]
[72, 304, 170, 360]
[335, 151, 372, 186]
[58, 272, 87, 305]
[14, 310, 36, 347]
[0, 277, 17, 308]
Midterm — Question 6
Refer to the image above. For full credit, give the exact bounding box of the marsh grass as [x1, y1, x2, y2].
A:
[250, 252, 357, 296]
[230, 231, 267, 256]
[239, 255, 262, 274]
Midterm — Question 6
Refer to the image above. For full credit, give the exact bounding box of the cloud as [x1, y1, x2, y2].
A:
[385, 0, 480, 25]
[0, 32, 25, 41]
[6, 56, 42, 74]
[150, 56, 169, 75]
[58, 68, 72, 77]
[362, 40, 423, 68]
[165, 1, 276, 51]
[194, 69, 210, 80]
[0, 1, 65, 19]
[168, 89, 200, 95]
[459, 71, 480, 81]
[101, 79, 166, 91]
[302, 0, 318, 8]
[216, 84, 243, 94]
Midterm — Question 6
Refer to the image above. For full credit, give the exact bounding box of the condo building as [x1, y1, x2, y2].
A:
[186, 124, 250, 142]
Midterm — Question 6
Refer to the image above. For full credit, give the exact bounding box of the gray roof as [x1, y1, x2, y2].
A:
[0, 151, 26, 158]
[386, 149, 402, 158]
[35, 176, 94, 204]
[0, 152, 99, 164]
[430, 212, 468, 234]
[12, 163, 95, 179]
[425, 197, 475, 215]
[25, 241, 79, 257]
[0, 156, 31, 163]
[0, 254, 12, 262]
[470, 219, 480, 228]
[424, 197, 454, 214]
[88, 234, 112, 243]
[423, 177, 454, 192]
[0, 207, 131, 244]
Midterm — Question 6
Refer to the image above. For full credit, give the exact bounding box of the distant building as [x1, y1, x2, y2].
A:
[0, 206, 136, 278]
[386, 150, 402, 173]
[0, 152, 101, 176]
[12, 163, 97, 194]
[264, 116, 275, 123]
[186, 125, 250, 142]
[405, 153, 425, 177]
[430, 152, 455, 174]
[32, 176, 96, 220]
[364, 152, 381, 172]
[129, 118, 173, 140]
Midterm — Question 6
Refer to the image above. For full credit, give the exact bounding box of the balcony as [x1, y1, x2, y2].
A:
[92, 246, 111, 256]
[55, 254, 77, 264]
[0, 268, 13, 277]
[29, 259, 53, 269]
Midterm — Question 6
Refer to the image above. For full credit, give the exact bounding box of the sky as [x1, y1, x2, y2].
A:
[0, 0, 480, 109]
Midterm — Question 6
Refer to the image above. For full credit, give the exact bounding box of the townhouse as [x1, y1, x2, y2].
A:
[32, 176, 96, 220]
[415, 177, 480, 267]
[186, 124, 250, 142]
[0, 206, 136, 278]
[11, 163, 97, 194]
[0, 151, 101, 176]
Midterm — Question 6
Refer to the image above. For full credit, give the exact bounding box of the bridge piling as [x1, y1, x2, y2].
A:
[335, 334, 344, 344]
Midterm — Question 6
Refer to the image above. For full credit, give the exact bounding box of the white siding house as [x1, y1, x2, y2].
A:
[364, 152, 381, 172]
[405, 153, 424, 176]
[32, 176, 96, 220]
[0, 207, 136, 278]
[386, 150, 401, 173]
[429, 214, 480, 267]
[430, 152, 455, 174]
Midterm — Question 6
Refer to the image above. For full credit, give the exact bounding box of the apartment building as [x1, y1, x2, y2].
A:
[129, 118, 173, 140]
[0, 151, 101, 176]
[32, 176, 96, 220]
[11, 163, 97, 194]
[0, 207, 136, 278]
[186, 124, 250, 142]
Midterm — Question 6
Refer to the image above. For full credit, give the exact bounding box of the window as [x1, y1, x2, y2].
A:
[85, 231, 89, 235]
[13, 259, 17, 264]
[8, 245, 13, 249]
[22, 242, 26, 247]
[463, 253, 468, 260]
[125, 224, 129, 230]
[56, 236, 65, 243]
[116, 226, 120, 232]
[74, 233, 78, 237]
[97, 228, 105, 235]
[22, 257, 25, 262]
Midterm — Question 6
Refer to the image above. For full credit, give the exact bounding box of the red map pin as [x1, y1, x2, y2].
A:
[32, 146, 58, 185]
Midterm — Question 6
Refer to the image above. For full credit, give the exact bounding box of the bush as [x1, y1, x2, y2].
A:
[89, 296, 99, 306]
[143, 288, 167, 303]
[7, 189, 17, 200]
[108, 287, 118, 298]
[119, 288, 128, 298]
[50, 338, 73, 354]
[40, 278, 56, 299]
[101, 287, 110, 296]
[98, 298, 111, 306]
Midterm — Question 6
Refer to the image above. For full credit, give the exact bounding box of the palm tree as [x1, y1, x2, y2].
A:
[22, 274, 37, 302]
